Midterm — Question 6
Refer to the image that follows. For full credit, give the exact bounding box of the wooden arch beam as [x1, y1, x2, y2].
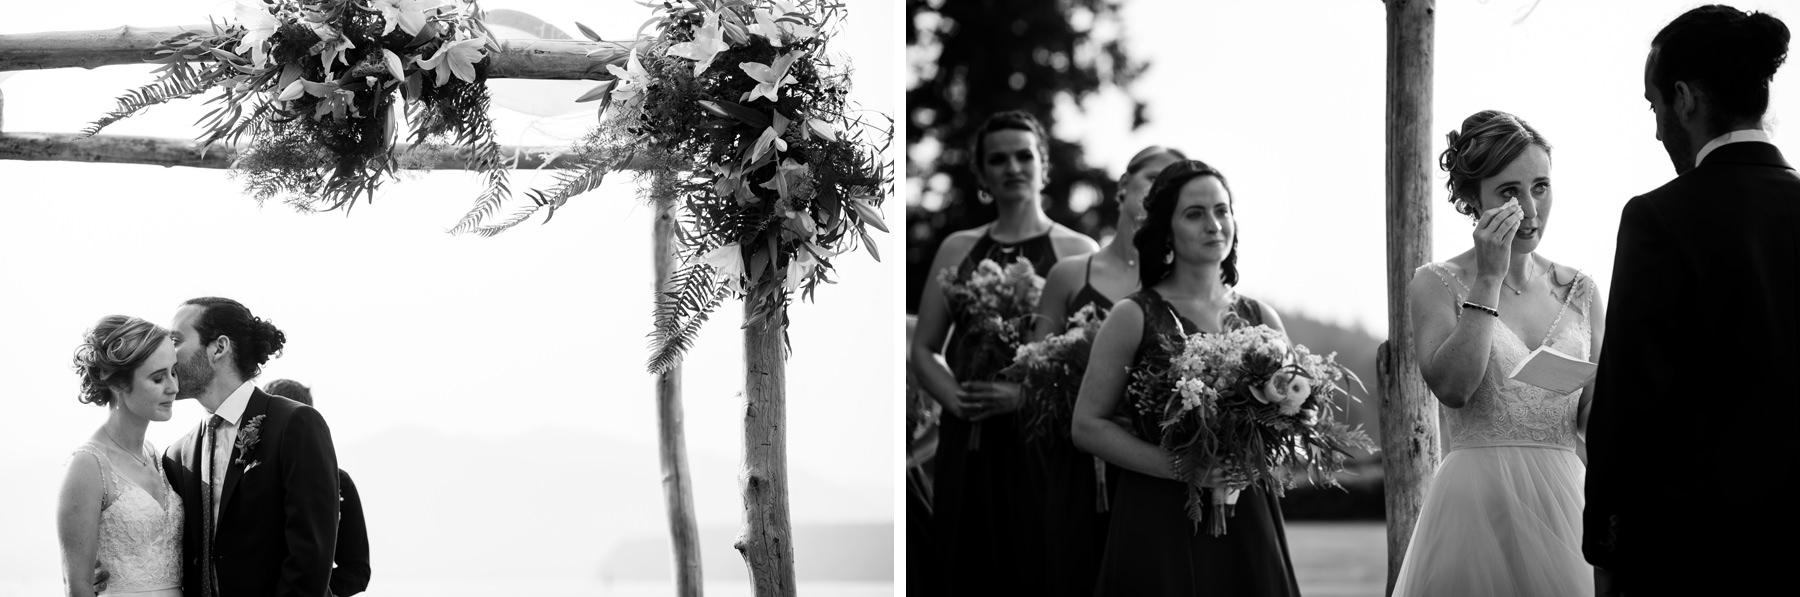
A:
[0, 25, 639, 79]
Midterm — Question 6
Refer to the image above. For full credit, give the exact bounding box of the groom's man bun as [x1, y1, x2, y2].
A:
[183, 297, 286, 379]
[1651, 5, 1791, 130]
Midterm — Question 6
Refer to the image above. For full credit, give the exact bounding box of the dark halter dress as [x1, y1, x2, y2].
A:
[1091, 288, 1301, 597]
[932, 229, 1061, 596]
[1034, 254, 1126, 597]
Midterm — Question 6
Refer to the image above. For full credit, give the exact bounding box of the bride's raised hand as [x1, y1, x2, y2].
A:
[1473, 198, 1524, 281]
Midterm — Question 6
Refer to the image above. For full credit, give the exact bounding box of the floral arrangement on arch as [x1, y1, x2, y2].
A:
[447, 0, 894, 374]
[83, 0, 514, 213]
[1128, 318, 1377, 536]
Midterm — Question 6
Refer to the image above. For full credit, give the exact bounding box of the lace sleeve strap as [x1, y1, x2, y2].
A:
[69, 444, 114, 511]
[1420, 262, 1466, 308]
[1561, 268, 1592, 313]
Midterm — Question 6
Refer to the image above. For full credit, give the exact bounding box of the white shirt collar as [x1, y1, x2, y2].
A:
[210, 380, 259, 425]
[1696, 129, 1773, 166]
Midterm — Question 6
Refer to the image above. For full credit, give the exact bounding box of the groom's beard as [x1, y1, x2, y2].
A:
[173, 351, 214, 400]
[1661, 115, 1697, 175]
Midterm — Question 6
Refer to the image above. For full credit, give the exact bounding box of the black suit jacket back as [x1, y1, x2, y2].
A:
[164, 389, 339, 597]
[1585, 142, 1800, 588]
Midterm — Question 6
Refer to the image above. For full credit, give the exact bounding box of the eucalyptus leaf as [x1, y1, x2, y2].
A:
[575, 21, 603, 42]
[859, 228, 881, 262]
[696, 99, 770, 129]
[574, 81, 615, 103]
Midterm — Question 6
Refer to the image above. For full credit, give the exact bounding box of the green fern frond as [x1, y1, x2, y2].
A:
[646, 263, 727, 374]
[80, 63, 217, 138]
[541, 155, 622, 204]
[470, 197, 547, 238]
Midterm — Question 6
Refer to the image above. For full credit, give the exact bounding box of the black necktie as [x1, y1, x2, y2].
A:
[202, 415, 221, 597]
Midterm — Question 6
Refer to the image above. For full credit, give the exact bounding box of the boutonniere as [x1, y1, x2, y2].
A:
[235, 414, 266, 472]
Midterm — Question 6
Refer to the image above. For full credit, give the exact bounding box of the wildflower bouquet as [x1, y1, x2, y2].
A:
[1002, 302, 1115, 511]
[1003, 303, 1106, 446]
[1131, 320, 1377, 536]
[938, 256, 1043, 449]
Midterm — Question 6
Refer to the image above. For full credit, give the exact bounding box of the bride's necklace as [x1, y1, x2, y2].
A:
[103, 426, 148, 467]
[1502, 258, 1535, 296]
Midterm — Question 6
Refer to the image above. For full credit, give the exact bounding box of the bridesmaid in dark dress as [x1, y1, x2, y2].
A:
[1029, 145, 1185, 597]
[910, 110, 1098, 596]
[1072, 160, 1302, 596]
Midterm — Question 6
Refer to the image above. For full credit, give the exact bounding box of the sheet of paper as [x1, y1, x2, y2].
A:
[1506, 345, 1597, 394]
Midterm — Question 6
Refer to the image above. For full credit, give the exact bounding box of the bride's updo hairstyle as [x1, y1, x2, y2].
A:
[1134, 159, 1238, 287]
[183, 297, 287, 379]
[1440, 110, 1552, 221]
[72, 316, 170, 407]
[1651, 5, 1789, 132]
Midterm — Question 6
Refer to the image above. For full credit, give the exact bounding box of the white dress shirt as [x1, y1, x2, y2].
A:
[1696, 129, 1773, 167]
[204, 380, 258, 530]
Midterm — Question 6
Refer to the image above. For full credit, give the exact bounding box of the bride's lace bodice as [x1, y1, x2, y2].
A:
[71, 441, 183, 593]
[1422, 263, 1594, 452]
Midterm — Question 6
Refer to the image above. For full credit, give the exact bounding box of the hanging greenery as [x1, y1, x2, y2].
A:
[82, 0, 510, 212]
[452, 0, 893, 374]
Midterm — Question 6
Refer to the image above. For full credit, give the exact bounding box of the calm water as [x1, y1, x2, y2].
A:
[0, 581, 891, 597]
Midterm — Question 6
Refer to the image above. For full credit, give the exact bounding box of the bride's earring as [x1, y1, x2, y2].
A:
[1163, 249, 1174, 265]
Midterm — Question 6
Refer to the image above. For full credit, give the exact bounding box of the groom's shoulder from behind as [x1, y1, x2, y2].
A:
[261, 389, 329, 428]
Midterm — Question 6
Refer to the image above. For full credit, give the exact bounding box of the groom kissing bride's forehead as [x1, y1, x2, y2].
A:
[162, 296, 341, 597]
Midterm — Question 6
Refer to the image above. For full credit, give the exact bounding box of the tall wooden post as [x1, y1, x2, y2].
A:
[738, 304, 797, 596]
[1382, 0, 1440, 594]
[656, 203, 705, 596]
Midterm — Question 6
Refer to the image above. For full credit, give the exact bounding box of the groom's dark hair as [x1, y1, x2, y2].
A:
[1651, 5, 1790, 131]
[183, 297, 286, 379]
[265, 379, 313, 407]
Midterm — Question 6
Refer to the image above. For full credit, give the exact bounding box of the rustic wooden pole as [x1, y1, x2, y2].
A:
[0, 132, 589, 169]
[737, 308, 796, 596]
[0, 25, 635, 78]
[655, 202, 705, 597]
[1382, 0, 1439, 595]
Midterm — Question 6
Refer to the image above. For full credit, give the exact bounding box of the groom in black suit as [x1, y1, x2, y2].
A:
[161, 297, 339, 597]
[1585, 5, 1798, 595]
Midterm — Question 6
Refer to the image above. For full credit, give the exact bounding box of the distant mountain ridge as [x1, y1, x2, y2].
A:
[342, 426, 891, 580]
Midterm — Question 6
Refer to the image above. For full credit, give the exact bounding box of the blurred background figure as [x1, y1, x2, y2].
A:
[266, 379, 370, 597]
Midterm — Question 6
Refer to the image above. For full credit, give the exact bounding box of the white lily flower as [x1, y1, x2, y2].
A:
[739, 50, 802, 103]
[701, 243, 746, 294]
[667, 10, 728, 76]
[234, 0, 281, 69]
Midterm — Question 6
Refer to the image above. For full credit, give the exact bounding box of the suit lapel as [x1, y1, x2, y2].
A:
[218, 390, 270, 521]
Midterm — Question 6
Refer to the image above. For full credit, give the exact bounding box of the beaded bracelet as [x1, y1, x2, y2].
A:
[1461, 301, 1500, 317]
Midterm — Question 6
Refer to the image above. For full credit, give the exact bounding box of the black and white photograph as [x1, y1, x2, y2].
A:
[7, 0, 1800, 595]
[0, 0, 897, 595]
[905, 1, 1796, 596]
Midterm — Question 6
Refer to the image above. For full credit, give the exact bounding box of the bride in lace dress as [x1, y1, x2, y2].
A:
[58, 316, 184, 597]
[1393, 111, 1605, 596]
